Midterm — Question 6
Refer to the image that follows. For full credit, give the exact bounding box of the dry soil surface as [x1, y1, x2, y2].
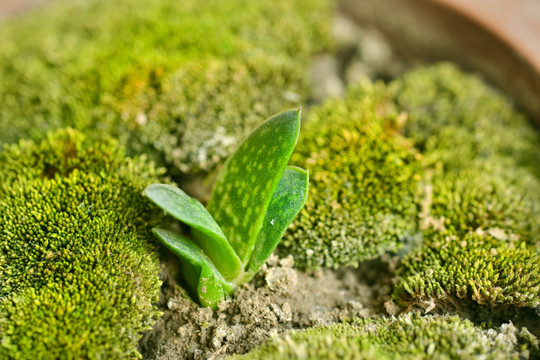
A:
[139, 254, 397, 359]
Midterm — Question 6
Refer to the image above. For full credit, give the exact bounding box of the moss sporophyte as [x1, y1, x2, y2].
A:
[144, 109, 308, 308]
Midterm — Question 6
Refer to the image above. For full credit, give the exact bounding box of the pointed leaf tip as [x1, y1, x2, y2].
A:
[207, 109, 302, 265]
[144, 183, 224, 241]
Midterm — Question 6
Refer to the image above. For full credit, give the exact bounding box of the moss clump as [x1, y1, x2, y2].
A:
[280, 84, 422, 269]
[394, 232, 539, 311]
[0, 0, 332, 174]
[425, 168, 540, 246]
[389, 63, 540, 315]
[117, 56, 308, 173]
[393, 168, 540, 312]
[0, 129, 163, 358]
[231, 314, 538, 359]
[390, 62, 540, 175]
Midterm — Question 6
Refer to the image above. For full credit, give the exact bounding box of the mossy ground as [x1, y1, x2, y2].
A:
[278, 61, 539, 320]
[0, 0, 332, 175]
[230, 314, 538, 360]
[0, 0, 334, 358]
[390, 63, 540, 177]
[0, 129, 165, 358]
[389, 63, 540, 318]
[274, 62, 539, 356]
[280, 83, 423, 269]
[1, 0, 540, 358]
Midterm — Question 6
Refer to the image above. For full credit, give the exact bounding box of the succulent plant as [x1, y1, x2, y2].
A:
[145, 110, 308, 308]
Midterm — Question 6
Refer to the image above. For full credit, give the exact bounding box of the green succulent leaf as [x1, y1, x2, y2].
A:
[207, 109, 301, 265]
[152, 228, 233, 308]
[144, 184, 242, 279]
[247, 166, 309, 276]
[146, 110, 308, 308]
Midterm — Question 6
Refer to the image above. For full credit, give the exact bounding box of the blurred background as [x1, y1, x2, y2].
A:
[2, 0, 539, 124]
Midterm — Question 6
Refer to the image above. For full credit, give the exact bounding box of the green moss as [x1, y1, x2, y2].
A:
[427, 168, 539, 245]
[0, 0, 332, 174]
[231, 314, 538, 359]
[389, 63, 540, 315]
[280, 84, 422, 269]
[116, 55, 308, 173]
[394, 168, 540, 311]
[394, 232, 539, 311]
[0, 129, 164, 359]
[390, 62, 540, 175]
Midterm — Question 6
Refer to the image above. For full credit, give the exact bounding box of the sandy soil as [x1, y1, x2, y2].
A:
[139, 254, 398, 359]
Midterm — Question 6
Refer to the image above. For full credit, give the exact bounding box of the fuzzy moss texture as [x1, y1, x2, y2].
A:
[230, 314, 539, 360]
[1, 0, 539, 357]
[0, 0, 332, 174]
[390, 64, 540, 315]
[271, 63, 539, 359]
[0, 130, 164, 358]
[391, 63, 540, 177]
[281, 84, 423, 269]
[281, 63, 539, 316]
[0, 0, 332, 358]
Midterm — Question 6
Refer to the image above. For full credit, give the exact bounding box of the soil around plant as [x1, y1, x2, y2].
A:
[139, 254, 397, 359]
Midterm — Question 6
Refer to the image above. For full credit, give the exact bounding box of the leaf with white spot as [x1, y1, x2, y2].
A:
[207, 109, 302, 265]
[247, 166, 309, 275]
[146, 109, 309, 308]
[144, 184, 242, 279]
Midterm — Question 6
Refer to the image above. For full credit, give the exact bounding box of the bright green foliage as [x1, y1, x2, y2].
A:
[390, 63, 540, 314]
[280, 84, 423, 269]
[145, 110, 309, 308]
[231, 314, 538, 360]
[426, 168, 540, 246]
[152, 228, 233, 308]
[393, 168, 540, 311]
[390, 62, 540, 175]
[0, 129, 163, 359]
[394, 231, 539, 310]
[248, 166, 310, 274]
[144, 184, 242, 280]
[0, 0, 332, 174]
[208, 110, 303, 264]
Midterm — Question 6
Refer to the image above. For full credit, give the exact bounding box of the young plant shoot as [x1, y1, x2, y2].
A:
[144, 110, 308, 308]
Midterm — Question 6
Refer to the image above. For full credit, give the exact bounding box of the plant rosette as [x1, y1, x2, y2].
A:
[144, 109, 308, 308]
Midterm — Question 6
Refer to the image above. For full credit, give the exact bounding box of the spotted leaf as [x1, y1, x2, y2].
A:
[207, 109, 301, 265]
[246, 166, 309, 276]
